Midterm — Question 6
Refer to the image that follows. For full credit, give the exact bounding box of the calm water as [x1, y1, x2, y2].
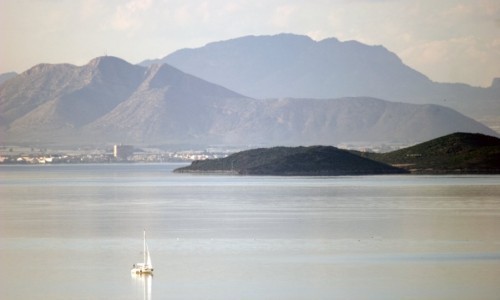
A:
[1, 164, 500, 299]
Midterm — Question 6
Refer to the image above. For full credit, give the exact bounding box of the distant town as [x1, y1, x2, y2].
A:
[0, 144, 238, 164]
[0, 143, 407, 165]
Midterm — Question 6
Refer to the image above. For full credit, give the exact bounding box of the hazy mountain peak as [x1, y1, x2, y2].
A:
[152, 33, 431, 100]
[0, 56, 146, 131]
[87, 56, 132, 69]
[205, 33, 315, 48]
[317, 36, 340, 43]
[84, 56, 145, 78]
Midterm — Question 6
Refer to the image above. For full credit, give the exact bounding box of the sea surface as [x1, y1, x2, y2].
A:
[1, 163, 500, 300]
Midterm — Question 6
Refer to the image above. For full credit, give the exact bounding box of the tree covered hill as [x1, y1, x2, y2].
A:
[174, 146, 407, 175]
[358, 132, 500, 174]
[175, 133, 500, 175]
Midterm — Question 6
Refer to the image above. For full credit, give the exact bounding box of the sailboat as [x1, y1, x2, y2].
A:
[131, 230, 154, 274]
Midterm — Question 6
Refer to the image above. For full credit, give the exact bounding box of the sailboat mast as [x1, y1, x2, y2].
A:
[143, 230, 146, 265]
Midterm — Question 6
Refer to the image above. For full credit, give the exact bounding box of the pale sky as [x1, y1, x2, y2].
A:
[1, 0, 499, 87]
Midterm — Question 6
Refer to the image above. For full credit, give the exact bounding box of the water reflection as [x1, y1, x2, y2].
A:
[131, 273, 152, 300]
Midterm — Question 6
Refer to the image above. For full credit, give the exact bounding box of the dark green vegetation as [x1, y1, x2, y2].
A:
[357, 132, 500, 174]
[174, 146, 408, 175]
[175, 133, 500, 175]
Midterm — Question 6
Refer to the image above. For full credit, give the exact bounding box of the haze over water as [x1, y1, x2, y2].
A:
[1, 164, 499, 299]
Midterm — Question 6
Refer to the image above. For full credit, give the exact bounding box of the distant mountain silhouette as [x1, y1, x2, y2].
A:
[143, 33, 499, 129]
[0, 56, 497, 146]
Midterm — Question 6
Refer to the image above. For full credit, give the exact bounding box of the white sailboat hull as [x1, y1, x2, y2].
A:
[131, 266, 154, 274]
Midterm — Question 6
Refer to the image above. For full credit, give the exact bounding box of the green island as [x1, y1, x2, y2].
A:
[174, 145, 408, 175]
[357, 132, 500, 174]
[174, 132, 500, 175]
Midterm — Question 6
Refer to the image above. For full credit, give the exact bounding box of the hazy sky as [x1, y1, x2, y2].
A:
[1, 0, 499, 87]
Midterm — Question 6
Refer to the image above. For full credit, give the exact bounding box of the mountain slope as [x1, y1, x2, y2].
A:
[1, 57, 145, 130]
[86, 95, 499, 146]
[214, 97, 498, 146]
[0, 72, 17, 85]
[144, 33, 499, 126]
[86, 63, 252, 143]
[174, 145, 408, 175]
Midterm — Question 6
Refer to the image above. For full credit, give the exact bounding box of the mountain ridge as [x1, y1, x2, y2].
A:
[143, 33, 499, 128]
[1, 55, 497, 147]
[141, 33, 435, 99]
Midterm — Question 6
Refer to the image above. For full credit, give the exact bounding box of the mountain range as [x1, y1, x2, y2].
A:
[1, 34, 499, 147]
[143, 33, 500, 131]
